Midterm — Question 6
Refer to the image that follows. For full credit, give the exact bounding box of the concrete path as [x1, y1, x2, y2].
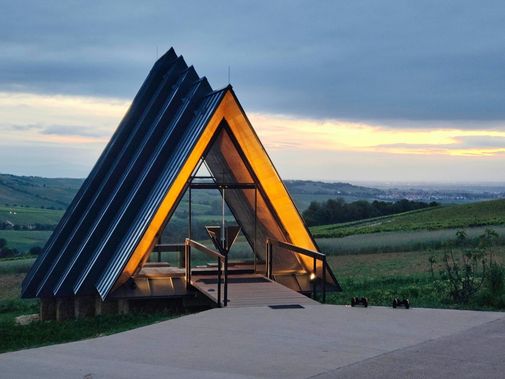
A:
[0, 305, 503, 378]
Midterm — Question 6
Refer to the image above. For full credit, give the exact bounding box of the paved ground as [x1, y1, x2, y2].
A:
[0, 305, 503, 378]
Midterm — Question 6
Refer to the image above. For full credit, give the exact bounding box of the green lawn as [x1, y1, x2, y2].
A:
[316, 225, 505, 255]
[0, 205, 64, 226]
[0, 257, 187, 353]
[311, 199, 505, 238]
[0, 230, 52, 252]
[326, 244, 505, 310]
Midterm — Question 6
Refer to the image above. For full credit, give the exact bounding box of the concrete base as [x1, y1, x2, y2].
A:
[39, 298, 56, 321]
[2, 305, 504, 378]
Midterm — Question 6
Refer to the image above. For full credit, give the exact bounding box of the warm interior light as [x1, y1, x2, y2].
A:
[309, 273, 316, 281]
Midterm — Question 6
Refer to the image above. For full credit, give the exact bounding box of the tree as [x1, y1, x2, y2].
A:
[29, 246, 43, 255]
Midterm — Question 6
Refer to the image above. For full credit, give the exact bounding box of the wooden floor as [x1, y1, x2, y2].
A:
[191, 273, 318, 308]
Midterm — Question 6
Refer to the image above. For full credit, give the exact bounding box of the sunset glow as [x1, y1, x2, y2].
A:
[2, 92, 505, 160]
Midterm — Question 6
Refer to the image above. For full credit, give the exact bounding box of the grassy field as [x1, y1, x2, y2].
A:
[311, 199, 505, 238]
[0, 174, 82, 209]
[316, 225, 505, 255]
[2, 196, 505, 353]
[0, 230, 52, 252]
[0, 257, 187, 353]
[326, 243, 505, 310]
[0, 205, 64, 226]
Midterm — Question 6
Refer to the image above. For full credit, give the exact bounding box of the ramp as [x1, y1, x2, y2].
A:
[191, 273, 318, 308]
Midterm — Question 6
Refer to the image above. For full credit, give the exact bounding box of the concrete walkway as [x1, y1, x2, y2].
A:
[0, 305, 503, 378]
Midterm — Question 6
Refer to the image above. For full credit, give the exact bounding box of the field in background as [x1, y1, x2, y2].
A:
[1, 173, 505, 352]
[316, 225, 505, 255]
[311, 199, 505, 238]
[0, 230, 52, 252]
[0, 205, 63, 226]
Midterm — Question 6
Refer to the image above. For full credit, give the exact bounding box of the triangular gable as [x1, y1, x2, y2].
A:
[22, 48, 338, 301]
[111, 89, 338, 299]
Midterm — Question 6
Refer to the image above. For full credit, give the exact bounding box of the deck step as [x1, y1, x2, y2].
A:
[191, 273, 319, 308]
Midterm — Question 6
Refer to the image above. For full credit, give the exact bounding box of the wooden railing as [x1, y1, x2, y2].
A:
[266, 239, 328, 303]
[184, 238, 229, 307]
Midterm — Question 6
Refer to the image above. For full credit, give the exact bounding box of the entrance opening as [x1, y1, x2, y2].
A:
[150, 159, 259, 270]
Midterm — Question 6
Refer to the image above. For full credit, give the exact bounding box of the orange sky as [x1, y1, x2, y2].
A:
[1, 91, 505, 181]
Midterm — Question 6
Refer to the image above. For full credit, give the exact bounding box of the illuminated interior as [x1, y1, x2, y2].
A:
[114, 89, 336, 291]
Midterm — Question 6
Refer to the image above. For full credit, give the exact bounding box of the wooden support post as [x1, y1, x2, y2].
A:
[117, 299, 129, 315]
[74, 296, 95, 319]
[56, 297, 75, 321]
[95, 298, 118, 316]
[39, 298, 56, 321]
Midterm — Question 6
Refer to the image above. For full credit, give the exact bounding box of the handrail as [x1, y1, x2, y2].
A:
[268, 240, 326, 259]
[184, 238, 228, 307]
[186, 239, 225, 259]
[266, 238, 328, 303]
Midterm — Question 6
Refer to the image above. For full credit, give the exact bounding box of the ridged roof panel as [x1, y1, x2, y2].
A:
[22, 48, 224, 298]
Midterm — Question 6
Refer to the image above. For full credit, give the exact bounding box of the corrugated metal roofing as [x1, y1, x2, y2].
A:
[22, 47, 340, 300]
[22, 48, 226, 299]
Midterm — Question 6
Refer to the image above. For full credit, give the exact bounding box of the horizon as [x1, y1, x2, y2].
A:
[2, 171, 505, 190]
[1, 2, 505, 182]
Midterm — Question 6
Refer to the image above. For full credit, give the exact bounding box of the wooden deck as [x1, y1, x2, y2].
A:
[191, 273, 318, 308]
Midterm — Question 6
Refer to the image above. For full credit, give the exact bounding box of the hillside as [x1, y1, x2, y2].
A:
[0, 174, 83, 209]
[0, 205, 63, 227]
[311, 198, 505, 238]
[0, 174, 383, 211]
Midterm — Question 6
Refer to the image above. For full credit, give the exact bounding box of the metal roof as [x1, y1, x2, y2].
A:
[22, 48, 340, 300]
[22, 48, 226, 299]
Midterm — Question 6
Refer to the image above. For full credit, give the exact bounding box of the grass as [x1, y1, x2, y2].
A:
[0, 205, 64, 226]
[0, 256, 36, 275]
[0, 173, 82, 209]
[0, 256, 188, 353]
[325, 245, 505, 310]
[311, 199, 505, 238]
[0, 311, 182, 353]
[316, 225, 505, 255]
[0, 230, 52, 252]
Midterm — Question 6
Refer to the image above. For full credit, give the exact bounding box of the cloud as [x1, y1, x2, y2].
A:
[1, 1, 505, 122]
[0, 91, 504, 181]
[250, 112, 505, 157]
[456, 135, 505, 149]
[0, 91, 128, 145]
[40, 125, 110, 138]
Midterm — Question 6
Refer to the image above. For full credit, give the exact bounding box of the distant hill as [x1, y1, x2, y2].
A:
[0, 174, 83, 209]
[1, 173, 503, 214]
[0, 174, 383, 211]
[284, 180, 383, 197]
[311, 198, 505, 238]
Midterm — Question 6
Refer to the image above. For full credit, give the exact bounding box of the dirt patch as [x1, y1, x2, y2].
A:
[0, 273, 25, 299]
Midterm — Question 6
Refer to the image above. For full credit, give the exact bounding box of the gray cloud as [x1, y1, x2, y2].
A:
[1, 1, 505, 122]
[376, 135, 505, 150]
[3, 123, 108, 138]
[456, 136, 505, 149]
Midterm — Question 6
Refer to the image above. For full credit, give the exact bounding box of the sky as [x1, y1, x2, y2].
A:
[1, 1, 505, 182]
